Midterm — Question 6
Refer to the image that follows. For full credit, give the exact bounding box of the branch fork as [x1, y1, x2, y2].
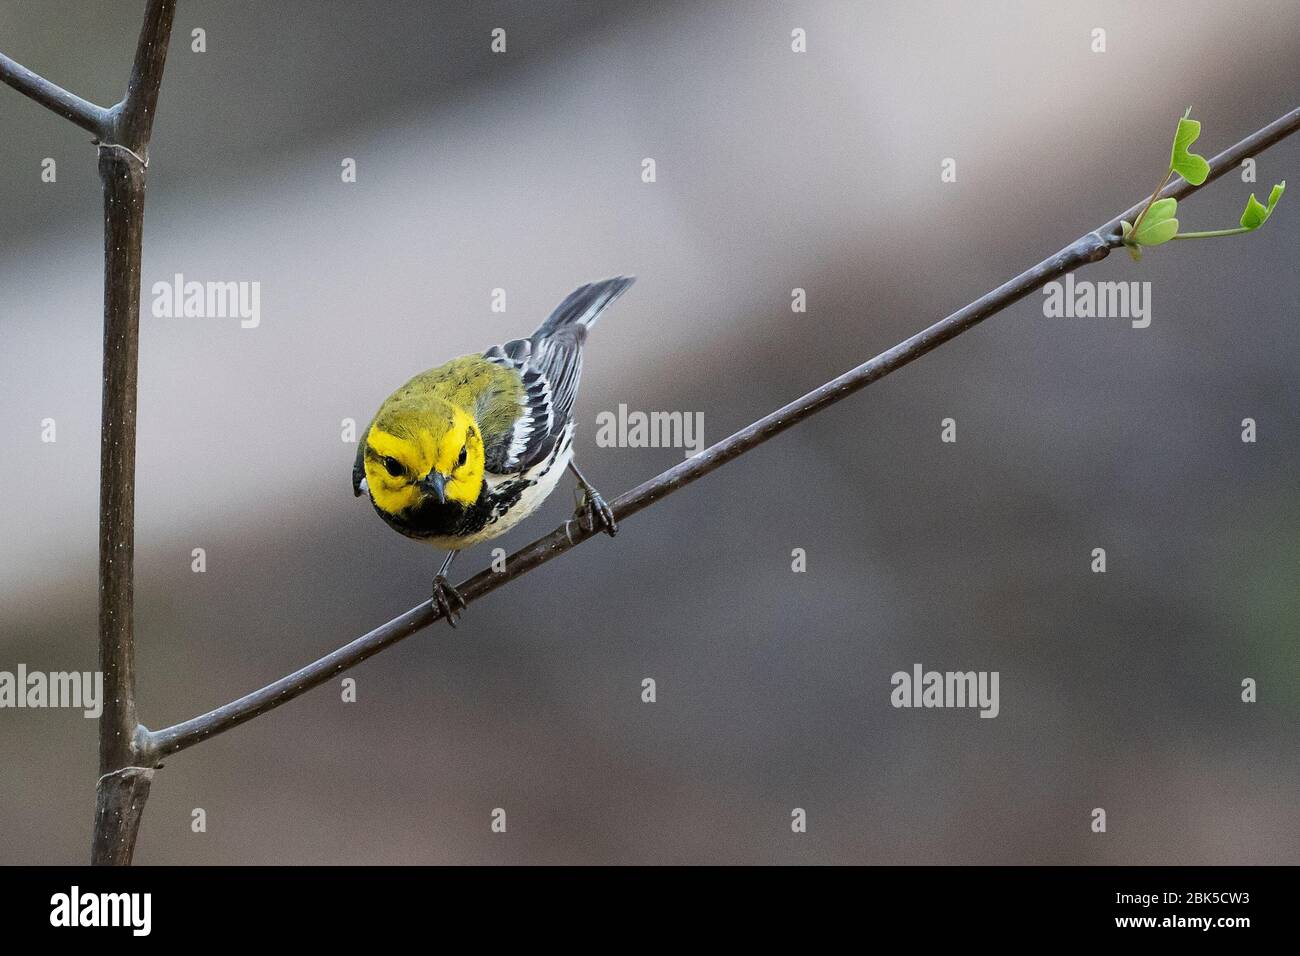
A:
[1, 0, 177, 865]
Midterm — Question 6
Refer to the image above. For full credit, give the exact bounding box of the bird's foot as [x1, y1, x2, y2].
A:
[574, 483, 618, 537]
[432, 574, 467, 627]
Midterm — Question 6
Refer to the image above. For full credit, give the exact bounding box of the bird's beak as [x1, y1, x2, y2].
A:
[419, 471, 448, 504]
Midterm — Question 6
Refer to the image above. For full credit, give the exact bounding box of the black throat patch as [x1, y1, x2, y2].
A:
[376, 476, 533, 541]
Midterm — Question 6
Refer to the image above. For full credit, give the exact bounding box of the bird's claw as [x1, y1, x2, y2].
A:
[432, 574, 466, 627]
[574, 484, 618, 537]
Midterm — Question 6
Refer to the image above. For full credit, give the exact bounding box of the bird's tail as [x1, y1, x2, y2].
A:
[535, 276, 635, 338]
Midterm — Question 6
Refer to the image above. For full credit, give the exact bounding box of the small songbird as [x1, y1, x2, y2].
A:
[353, 277, 634, 625]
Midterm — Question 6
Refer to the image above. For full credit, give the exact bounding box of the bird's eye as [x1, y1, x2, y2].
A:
[457, 445, 468, 468]
[382, 456, 404, 478]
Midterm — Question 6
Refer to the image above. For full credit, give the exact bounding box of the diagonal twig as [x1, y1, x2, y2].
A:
[141, 106, 1300, 763]
[0, 50, 112, 137]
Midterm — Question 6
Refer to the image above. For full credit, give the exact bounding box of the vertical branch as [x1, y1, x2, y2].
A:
[114, 0, 177, 153]
[90, 0, 176, 867]
[92, 146, 152, 865]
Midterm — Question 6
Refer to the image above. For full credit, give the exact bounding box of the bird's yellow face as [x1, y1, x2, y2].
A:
[362, 404, 486, 516]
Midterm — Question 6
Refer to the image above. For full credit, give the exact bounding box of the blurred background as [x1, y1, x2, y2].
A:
[1, 0, 1297, 864]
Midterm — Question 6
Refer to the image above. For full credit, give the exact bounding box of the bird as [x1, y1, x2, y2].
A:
[353, 276, 635, 625]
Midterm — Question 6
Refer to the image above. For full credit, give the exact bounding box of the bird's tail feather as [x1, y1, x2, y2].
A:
[535, 276, 635, 338]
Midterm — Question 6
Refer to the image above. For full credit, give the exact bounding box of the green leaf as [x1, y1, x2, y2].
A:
[1239, 180, 1286, 230]
[1170, 114, 1210, 185]
[1240, 195, 1269, 229]
[1137, 217, 1179, 246]
[1142, 197, 1177, 224]
[1134, 197, 1179, 246]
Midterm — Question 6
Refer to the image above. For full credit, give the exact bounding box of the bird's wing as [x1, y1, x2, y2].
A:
[469, 280, 630, 474]
[479, 339, 562, 473]
[528, 323, 585, 426]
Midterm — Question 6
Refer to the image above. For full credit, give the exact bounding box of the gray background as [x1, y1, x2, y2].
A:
[1, 0, 1296, 864]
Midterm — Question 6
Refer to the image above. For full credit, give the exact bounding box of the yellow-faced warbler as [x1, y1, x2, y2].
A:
[353, 277, 634, 625]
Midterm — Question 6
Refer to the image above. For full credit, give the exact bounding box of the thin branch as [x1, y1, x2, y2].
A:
[0, 51, 111, 137]
[142, 106, 1300, 763]
[90, 0, 177, 867]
